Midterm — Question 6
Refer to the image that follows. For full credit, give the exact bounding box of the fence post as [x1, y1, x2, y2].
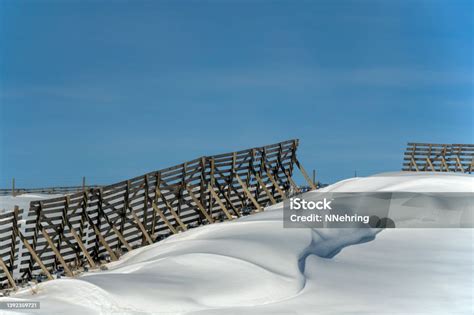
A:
[5, 205, 20, 290]
[228, 152, 236, 210]
[248, 149, 258, 202]
[200, 157, 208, 219]
[209, 158, 215, 218]
[10, 206, 19, 272]
[150, 172, 160, 236]
[119, 181, 130, 248]
[143, 174, 150, 242]
[11, 178, 15, 197]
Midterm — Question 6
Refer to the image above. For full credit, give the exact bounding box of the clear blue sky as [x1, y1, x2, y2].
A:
[0, 0, 472, 187]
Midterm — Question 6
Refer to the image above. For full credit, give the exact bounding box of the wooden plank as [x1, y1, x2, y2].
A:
[91, 224, 118, 261]
[410, 157, 419, 172]
[130, 210, 153, 245]
[425, 158, 435, 171]
[441, 157, 449, 172]
[264, 169, 286, 197]
[184, 186, 214, 223]
[284, 170, 301, 193]
[455, 156, 465, 173]
[294, 158, 316, 190]
[229, 152, 237, 207]
[166, 200, 187, 231]
[92, 193, 133, 252]
[209, 158, 215, 217]
[150, 173, 160, 236]
[19, 233, 53, 280]
[0, 258, 16, 290]
[111, 225, 133, 251]
[151, 202, 178, 234]
[254, 174, 276, 205]
[9, 206, 19, 283]
[157, 188, 187, 231]
[210, 180, 242, 217]
[234, 175, 262, 211]
[68, 226, 96, 268]
[142, 174, 150, 244]
[41, 228, 73, 277]
[208, 185, 233, 220]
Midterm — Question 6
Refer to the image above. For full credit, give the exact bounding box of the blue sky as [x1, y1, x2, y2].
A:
[0, 0, 472, 187]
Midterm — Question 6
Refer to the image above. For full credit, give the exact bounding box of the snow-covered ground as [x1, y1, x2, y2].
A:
[1, 172, 473, 315]
[0, 194, 64, 214]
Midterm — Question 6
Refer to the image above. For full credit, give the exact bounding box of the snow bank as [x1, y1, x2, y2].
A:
[1, 172, 472, 314]
[319, 171, 473, 193]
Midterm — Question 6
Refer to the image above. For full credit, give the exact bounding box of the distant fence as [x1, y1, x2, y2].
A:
[0, 139, 315, 290]
[0, 186, 100, 197]
[402, 142, 474, 173]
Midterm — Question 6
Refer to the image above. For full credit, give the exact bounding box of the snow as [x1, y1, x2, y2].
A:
[0, 194, 64, 214]
[319, 171, 473, 193]
[1, 172, 472, 314]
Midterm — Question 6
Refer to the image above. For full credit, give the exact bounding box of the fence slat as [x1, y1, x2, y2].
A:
[208, 185, 233, 220]
[234, 175, 262, 211]
[151, 202, 178, 234]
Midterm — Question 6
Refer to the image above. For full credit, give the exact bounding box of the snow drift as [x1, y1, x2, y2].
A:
[1, 172, 472, 315]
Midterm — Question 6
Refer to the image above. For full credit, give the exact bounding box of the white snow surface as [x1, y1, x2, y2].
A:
[0, 194, 64, 214]
[1, 172, 473, 315]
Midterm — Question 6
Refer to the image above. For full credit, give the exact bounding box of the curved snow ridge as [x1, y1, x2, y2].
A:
[319, 171, 473, 193]
[6, 208, 379, 314]
[99, 218, 378, 310]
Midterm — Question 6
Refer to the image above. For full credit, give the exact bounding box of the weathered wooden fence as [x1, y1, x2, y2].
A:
[402, 142, 474, 173]
[0, 139, 315, 290]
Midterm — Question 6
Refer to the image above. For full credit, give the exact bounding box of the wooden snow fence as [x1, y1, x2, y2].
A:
[0, 139, 315, 290]
[403, 142, 474, 173]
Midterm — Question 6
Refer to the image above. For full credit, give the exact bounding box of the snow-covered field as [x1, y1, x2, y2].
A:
[0, 194, 64, 214]
[1, 172, 472, 315]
